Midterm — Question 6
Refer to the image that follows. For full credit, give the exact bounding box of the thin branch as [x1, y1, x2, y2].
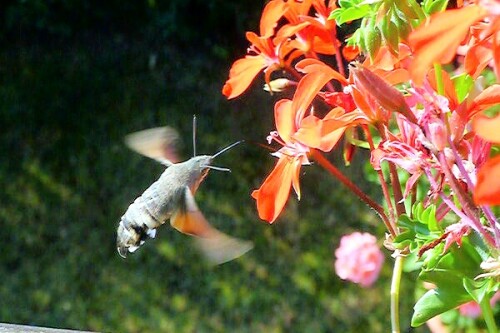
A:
[311, 149, 396, 236]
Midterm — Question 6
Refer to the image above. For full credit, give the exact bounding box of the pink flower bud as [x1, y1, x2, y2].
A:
[428, 121, 447, 151]
[334, 232, 385, 287]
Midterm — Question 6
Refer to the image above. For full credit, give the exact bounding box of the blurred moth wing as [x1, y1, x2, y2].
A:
[171, 186, 253, 265]
[124, 126, 180, 165]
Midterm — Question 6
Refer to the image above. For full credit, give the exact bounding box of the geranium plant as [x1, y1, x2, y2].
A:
[223, 0, 500, 332]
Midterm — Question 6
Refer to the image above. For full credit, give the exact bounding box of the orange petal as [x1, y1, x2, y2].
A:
[342, 45, 360, 61]
[222, 55, 267, 99]
[294, 108, 357, 152]
[473, 113, 500, 143]
[275, 21, 310, 46]
[294, 115, 323, 148]
[409, 6, 487, 84]
[494, 32, 500, 80]
[427, 68, 458, 109]
[295, 58, 348, 85]
[291, 59, 347, 121]
[465, 39, 493, 78]
[274, 99, 296, 143]
[291, 158, 303, 200]
[252, 156, 295, 223]
[292, 70, 332, 120]
[374, 68, 411, 86]
[474, 155, 500, 205]
[467, 84, 500, 118]
[260, 0, 288, 37]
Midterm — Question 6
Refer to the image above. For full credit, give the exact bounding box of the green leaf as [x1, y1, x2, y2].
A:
[411, 241, 486, 326]
[451, 73, 474, 103]
[363, 26, 381, 60]
[463, 277, 490, 303]
[427, 0, 449, 15]
[334, 6, 372, 25]
[339, 0, 356, 9]
[381, 18, 400, 53]
[412, 285, 471, 326]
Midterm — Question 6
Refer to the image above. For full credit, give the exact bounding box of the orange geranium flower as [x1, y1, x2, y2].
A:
[251, 99, 311, 223]
[274, 0, 340, 55]
[252, 57, 349, 223]
[222, 0, 294, 99]
[408, 5, 488, 84]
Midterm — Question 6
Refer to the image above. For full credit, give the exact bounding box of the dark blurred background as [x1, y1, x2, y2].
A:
[0, 1, 420, 332]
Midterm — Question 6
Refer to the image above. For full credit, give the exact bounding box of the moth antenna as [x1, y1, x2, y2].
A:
[207, 165, 231, 172]
[212, 140, 244, 159]
[193, 115, 197, 157]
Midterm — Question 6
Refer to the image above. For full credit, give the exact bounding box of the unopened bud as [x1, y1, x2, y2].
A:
[263, 78, 295, 94]
[428, 121, 447, 151]
[351, 64, 417, 124]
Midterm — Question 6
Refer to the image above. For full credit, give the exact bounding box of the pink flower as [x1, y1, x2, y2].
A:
[334, 232, 385, 287]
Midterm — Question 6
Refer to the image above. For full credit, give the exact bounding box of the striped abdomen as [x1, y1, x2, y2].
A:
[116, 175, 179, 258]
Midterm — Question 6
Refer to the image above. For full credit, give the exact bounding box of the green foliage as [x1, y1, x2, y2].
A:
[330, 0, 374, 25]
[393, 203, 441, 252]
[422, 0, 449, 15]
[392, 203, 499, 328]
[412, 241, 482, 326]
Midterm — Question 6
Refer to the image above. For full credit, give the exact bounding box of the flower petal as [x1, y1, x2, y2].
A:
[251, 156, 295, 223]
[291, 157, 303, 200]
[222, 55, 267, 99]
[468, 84, 500, 118]
[474, 155, 500, 205]
[408, 6, 487, 84]
[274, 99, 296, 143]
[465, 39, 493, 78]
[260, 0, 288, 37]
[473, 113, 500, 143]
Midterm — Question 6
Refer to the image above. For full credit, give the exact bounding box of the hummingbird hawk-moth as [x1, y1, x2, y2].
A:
[116, 125, 253, 264]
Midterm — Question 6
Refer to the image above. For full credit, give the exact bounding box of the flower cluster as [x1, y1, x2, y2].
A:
[223, 0, 500, 331]
[334, 232, 384, 288]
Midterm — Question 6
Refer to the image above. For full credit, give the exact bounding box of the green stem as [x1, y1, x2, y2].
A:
[479, 295, 498, 333]
[391, 255, 404, 333]
[433, 63, 445, 96]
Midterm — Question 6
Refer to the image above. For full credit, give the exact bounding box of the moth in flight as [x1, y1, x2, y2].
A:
[116, 124, 252, 264]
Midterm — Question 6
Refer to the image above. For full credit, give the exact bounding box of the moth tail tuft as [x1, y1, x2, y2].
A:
[116, 218, 157, 258]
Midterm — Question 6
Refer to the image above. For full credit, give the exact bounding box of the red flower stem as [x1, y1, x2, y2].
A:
[311, 149, 396, 237]
[377, 123, 405, 217]
[436, 202, 451, 222]
[331, 31, 346, 78]
[284, 64, 303, 82]
[362, 125, 397, 226]
[437, 152, 496, 246]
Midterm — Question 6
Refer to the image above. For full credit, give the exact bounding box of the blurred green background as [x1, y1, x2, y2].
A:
[0, 1, 423, 332]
